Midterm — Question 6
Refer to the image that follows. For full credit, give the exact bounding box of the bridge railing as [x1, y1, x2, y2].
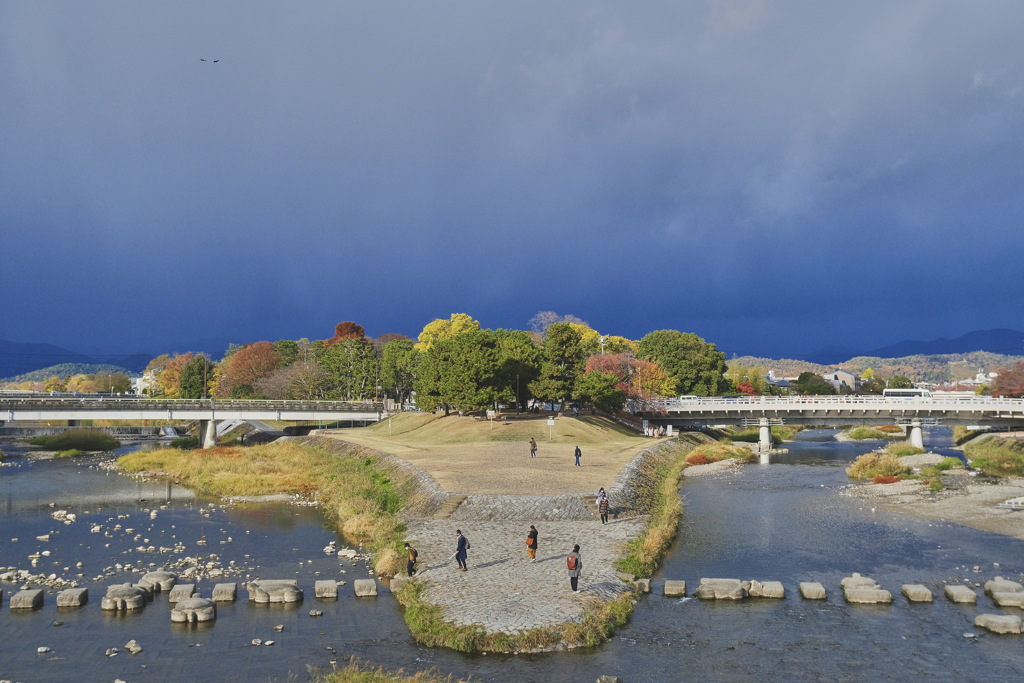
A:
[0, 397, 384, 412]
[632, 395, 1024, 412]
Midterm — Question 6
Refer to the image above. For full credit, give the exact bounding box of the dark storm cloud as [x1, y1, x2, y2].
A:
[2, 1, 1022, 358]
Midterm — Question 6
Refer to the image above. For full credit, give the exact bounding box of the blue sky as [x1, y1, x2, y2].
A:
[2, 1, 1022, 361]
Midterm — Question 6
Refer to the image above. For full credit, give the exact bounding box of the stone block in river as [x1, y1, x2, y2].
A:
[171, 596, 217, 623]
[901, 584, 933, 602]
[102, 584, 147, 611]
[248, 579, 303, 603]
[212, 583, 237, 602]
[56, 587, 89, 607]
[840, 573, 880, 590]
[10, 589, 44, 609]
[694, 578, 746, 600]
[138, 570, 177, 592]
[663, 580, 687, 597]
[974, 613, 1024, 635]
[168, 584, 196, 603]
[984, 576, 1024, 596]
[844, 588, 893, 604]
[944, 585, 978, 604]
[354, 579, 378, 597]
[991, 591, 1024, 608]
[616, 572, 636, 582]
[634, 578, 651, 593]
[800, 582, 827, 600]
[315, 580, 338, 599]
[746, 580, 785, 598]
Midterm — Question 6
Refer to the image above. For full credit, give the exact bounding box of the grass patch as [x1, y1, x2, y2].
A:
[683, 442, 755, 466]
[846, 452, 912, 480]
[730, 425, 805, 445]
[845, 426, 904, 441]
[964, 436, 1024, 477]
[171, 436, 199, 449]
[952, 426, 984, 445]
[884, 442, 926, 457]
[55, 449, 86, 458]
[314, 657, 473, 682]
[29, 429, 120, 452]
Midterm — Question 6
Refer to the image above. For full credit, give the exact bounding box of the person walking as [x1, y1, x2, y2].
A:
[526, 525, 538, 562]
[454, 529, 469, 571]
[598, 493, 610, 524]
[574, 445, 582, 466]
[404, 542, 418, 576]
[529, 437, 537, 458]
[567, 544, 583, 593]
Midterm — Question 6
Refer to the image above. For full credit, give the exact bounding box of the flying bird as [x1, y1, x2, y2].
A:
[199, 59, 220, 63]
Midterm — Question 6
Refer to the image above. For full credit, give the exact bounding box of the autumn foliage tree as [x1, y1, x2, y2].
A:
[326, 321, 366, 345]
[991, 361, 1024, 397]
[216, 342, 281, 398]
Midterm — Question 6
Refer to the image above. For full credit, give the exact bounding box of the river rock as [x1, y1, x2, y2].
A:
[56, 587, 88, 607]
[694, 578, 746, 600]
[171, 596, 217, 623]
[10, 589, 44, 609]
[124, 639, 143, 655]
[596, 677, 624, 683]
[844, 588, 893, 604]
[746, 580, 785, 598]
[315, 580, 338, 599]
[974, 613, 1024, 635]
[944, 585, 978, 604]
[663, 580, 687, 597]
[984, 576, 1024, 596]
[247, 579, 303, 603]
[138, 570, 177, 592]
[991, 591, 1024, 608]
[901, 584, 933, 602]
[168, 583, 196, 602]
[101, 584, 147, 610]
[354, 579, 377, 597]
[212, 583, 237, 602]
[800, 582, 826, 600]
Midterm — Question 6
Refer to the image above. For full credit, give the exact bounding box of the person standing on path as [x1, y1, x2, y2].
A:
[454, 530, 469, 571]
[526, 525, 538, 562]
[404, 542, 418, 576]
[598, 493, 610, 524]
[567, 544, 583, 592]
[529, 437, 537, 458]
[574, 445, 582, 466]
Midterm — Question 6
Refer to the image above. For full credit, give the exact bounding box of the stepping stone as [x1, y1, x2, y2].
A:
[102, 584, 147, 611]
[944, 585, 978, 604]
[902, 584, 933, 602]
[984, 576, 1024, 596]
[663, 580, 687, 597]
[10, 589, 44, 609]
[841, 573, 880, 590]
[694, 578, 746, 600]
[247, 579, 303, 603]
[314, 580, 338, 599]
[974, 613, 1024, 635]
[171, 596, 217, 623]
[354, 579, 377, 597]
[212, 583, 237, 602]
[56, 587, 89, 607]
[800, 582, 826, 600]
[168, 584, 196, 603]
[844, 588, 893, 604]
[138, 570, 177, 592]
[634, 578, 651, 593]
[991, 592, 1024, 608]
[746, 580, 785, 598]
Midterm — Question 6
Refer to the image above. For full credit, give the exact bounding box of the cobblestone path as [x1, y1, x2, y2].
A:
[449, 494, 598, 522]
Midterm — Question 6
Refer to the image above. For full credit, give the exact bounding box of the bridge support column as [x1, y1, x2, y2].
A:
[908, 420, 924, 450]
[199, 419, 218, 449]
[759, 419, 772, 465]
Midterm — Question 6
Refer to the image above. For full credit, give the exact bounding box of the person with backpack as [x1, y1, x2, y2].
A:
[404, 542, 418, 576]
[526, 525, 538, 562]
[567, 544, 583, 592]
[454, 529, 469, 571]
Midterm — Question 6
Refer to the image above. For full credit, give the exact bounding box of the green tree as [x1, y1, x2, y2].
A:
[319, 338, 378, 400]
[179, 355, 214, 399]
[413, 329, 502, 413]
[494, 329, 541, 410]
[529, 323, 586, 408]
[575, 370, 626, 413]
[637, 330, 729, 396]
[274, 339, 300, 367]
[887, 374, 914, 389]
[795, 371, 837, 395]
[380, 339, 419, 407]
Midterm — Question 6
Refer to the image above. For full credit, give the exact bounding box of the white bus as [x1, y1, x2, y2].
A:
[882, 388, 932, 400]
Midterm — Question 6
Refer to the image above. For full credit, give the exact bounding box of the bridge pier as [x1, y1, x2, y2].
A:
[908, 420, 924, 450]
[759, 419, 772, 465]
[199, 419, 218, 449]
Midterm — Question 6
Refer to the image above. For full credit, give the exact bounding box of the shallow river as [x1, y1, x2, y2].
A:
[1, 431, 1022, 682]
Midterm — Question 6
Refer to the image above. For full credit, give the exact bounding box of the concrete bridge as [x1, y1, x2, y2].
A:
[632, 395, 1024, 463]
[1, 396, 385, 448]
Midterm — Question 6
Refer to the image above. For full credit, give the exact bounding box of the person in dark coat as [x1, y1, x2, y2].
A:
[526, 525, 538, 562]
[567, 544, 583, 592]
[404, 542, 418, 576]
[454, 529, 469, 571]
[574, 445, 582, 466]
[598, 494, 610, 524]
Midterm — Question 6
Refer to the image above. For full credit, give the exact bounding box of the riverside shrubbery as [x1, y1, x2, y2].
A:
[683, 442, 755, 466]
[846, 452, 911, 480]
[846, 426, 904, 441]
[29, 429, 120, 452]
[965, 437, 1024, 477]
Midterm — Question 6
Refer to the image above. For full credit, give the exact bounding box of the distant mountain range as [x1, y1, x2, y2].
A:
[802, 328, 1024, 366]
[0, 339, 151, 380]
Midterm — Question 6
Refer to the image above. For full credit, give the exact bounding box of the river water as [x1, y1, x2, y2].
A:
[1, 431, 1022, 682]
